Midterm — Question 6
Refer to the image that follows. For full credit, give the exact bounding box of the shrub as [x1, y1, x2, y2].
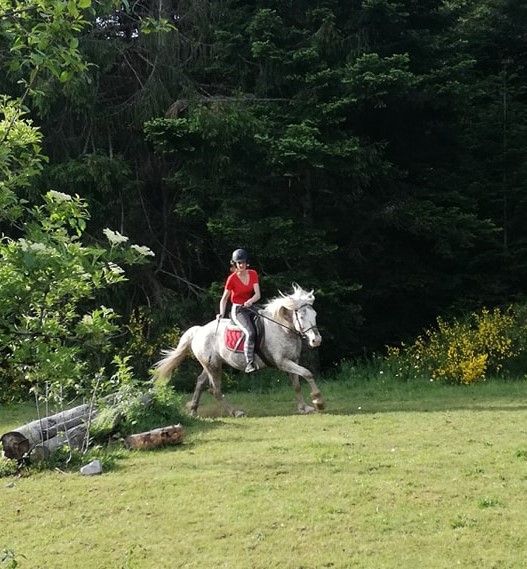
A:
[123, 306, 183, 377]
[114, 381, 188, 436]
[90, 357, 189, 441]
[385, 305, 527, 384]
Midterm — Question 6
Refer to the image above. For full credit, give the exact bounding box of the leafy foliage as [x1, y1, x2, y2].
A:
[385, 305, 527, 384]
[0, 547, 25, 569]
[0, 188, 154, 401]
[4, 0, 527, 375]
[0, 0, 157, 403]
[114, 381, 188, 436]
[88, 355, 188, 440]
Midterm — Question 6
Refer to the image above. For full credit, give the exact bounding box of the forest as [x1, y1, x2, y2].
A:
[1, 0, 527, 398]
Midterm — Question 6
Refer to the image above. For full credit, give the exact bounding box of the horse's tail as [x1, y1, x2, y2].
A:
[154, 326, 201, 381]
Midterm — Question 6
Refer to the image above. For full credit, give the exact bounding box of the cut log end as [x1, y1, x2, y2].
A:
[1, 432, 30, 460]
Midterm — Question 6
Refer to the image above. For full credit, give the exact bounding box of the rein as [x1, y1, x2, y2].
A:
[250, 303, 318, 339]
[293, 306, 318, 337]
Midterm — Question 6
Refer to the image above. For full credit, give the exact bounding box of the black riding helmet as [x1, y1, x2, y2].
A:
[231, 248, 248, 263]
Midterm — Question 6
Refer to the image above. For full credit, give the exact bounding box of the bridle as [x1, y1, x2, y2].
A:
[292, 304, 319, 338]
[252, 303, 319, 339]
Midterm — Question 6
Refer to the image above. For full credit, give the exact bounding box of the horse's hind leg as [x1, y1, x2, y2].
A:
[289, 373, 316, 414]
[186, 370, 209, 417]
[197, 364, 247, 418]
[210, 378, 247, 418]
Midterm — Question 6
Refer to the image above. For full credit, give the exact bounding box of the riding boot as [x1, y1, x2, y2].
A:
[244, 337, 258, 373]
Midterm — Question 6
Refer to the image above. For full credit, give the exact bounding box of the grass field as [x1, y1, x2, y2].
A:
[2, 377, 527, 568]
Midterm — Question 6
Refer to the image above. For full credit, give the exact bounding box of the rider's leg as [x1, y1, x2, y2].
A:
[231, 306, 258, 372]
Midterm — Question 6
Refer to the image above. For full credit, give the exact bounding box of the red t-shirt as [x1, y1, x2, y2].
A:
[225, 269, 259, 305]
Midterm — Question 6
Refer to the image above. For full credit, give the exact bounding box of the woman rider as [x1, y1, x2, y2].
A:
[217, 248, 261, 373]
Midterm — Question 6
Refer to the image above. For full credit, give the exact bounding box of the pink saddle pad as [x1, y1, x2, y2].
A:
[224, 327, 245, 352]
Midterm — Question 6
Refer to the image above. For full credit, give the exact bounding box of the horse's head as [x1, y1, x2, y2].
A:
[287, 284, 321, 347]
[265, 284, 322, 347]
[292, 303, 322, 348]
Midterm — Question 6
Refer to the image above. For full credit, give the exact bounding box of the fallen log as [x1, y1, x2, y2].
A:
[1, 393, 156, 461]
[31, 424, 87, 461]
[124, 424, 184, 450]
[0, 403, 94, 460]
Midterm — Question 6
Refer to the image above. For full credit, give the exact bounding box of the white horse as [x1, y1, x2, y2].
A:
[154, 284, 326, 417]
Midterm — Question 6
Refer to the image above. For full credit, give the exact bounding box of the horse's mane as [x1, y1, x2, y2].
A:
[263, 283, 315, 321]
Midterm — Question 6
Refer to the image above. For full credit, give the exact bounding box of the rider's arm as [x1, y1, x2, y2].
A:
[217, 288, 230, 319]
[244, 283, 261, 308]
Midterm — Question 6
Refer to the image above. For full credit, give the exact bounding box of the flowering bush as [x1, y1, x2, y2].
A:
[385, 306, 527, 384]
[0, 187, 154, 402]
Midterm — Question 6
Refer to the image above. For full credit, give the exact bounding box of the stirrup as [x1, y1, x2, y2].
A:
[245, 361, 258, 374]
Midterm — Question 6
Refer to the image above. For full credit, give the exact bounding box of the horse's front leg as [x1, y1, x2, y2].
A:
[280, 361, 325, 411]
[289, 373, 316, 414]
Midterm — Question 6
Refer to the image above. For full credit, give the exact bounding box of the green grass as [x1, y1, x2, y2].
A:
[3, 378, 527, 568]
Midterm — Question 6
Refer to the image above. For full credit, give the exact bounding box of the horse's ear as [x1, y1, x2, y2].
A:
[293, 282, 315, 304]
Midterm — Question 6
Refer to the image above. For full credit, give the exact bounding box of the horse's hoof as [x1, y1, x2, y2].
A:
[312, 398, 325, 411]
[299, 405, 316, 414]
[233, 410, 247, 418]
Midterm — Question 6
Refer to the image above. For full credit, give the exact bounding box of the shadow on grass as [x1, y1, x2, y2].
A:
[175, 377, 527, 419]
[316, 378, 527, 416]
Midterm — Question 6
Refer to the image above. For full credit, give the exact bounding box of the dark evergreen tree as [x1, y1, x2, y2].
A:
[6, 0, 527, 367]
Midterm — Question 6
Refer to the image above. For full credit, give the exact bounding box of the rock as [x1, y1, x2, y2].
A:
[80, 459, 103, 476]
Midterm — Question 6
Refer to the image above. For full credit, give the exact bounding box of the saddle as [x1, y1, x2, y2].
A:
[224, 310, 265, 353]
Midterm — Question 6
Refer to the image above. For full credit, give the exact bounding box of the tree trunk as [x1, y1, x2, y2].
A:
[1, 394, 156, 461]
[31, 424, 88, 461]
[0, 403, 94, 460]
[124, 424, 184, 450]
